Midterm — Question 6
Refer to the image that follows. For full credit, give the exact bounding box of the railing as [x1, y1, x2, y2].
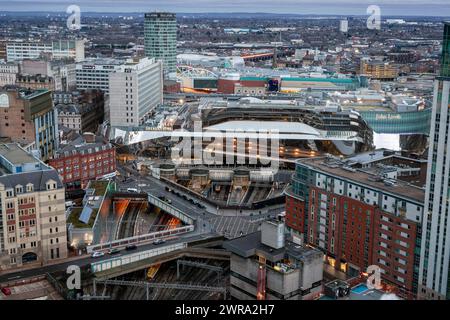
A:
[90, 242, 187, 273]
[86, 225, 194, 254]
[46, 273, 69, 300]
[148, 193, 195, 225]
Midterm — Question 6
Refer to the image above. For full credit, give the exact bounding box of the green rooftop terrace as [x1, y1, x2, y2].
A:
[67, 207, 98, 229]
[87, 180, 110, 197]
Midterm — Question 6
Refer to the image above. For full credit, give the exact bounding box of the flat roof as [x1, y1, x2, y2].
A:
[224, 230, 322, 264]
[298, 157, 425, 203]
[0, 143, 39, 166]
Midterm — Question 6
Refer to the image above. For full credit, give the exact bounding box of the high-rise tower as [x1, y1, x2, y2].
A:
[144, 12, 177, 78]
[419, 22, 450, 300]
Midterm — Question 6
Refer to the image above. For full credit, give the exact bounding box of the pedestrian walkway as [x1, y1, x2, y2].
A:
[210, 215, 260, 239]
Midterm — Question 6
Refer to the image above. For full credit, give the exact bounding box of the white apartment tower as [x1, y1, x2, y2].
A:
[418, 22, 450, 300]
[108, 57, 163, 127]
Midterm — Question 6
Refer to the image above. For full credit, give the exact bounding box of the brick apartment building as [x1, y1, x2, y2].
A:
[48, 133, 116, 189]
[0, 87, 58, 161]
[285, 155, 424, 298]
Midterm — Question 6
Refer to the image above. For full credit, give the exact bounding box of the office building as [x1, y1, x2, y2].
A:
[144, 12, 177, 77]
[108, 57, 163, 127]
[285, 155, 424, 298]
[75, 58, 124, 93]
[360, 58, 399, 81]
[418, 22, 450, 300]
[0, 143, 67, 270]
[6, 40, 85, 62]
[0, 87, 59, 161]
[224, 219, 324, 300]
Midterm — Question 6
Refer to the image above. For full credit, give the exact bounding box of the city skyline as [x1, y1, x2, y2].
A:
[0, 0, 450, 16]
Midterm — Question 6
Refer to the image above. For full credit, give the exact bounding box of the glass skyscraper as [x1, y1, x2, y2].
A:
[419, 22, 450, 300]
[144, 12, 177, 78]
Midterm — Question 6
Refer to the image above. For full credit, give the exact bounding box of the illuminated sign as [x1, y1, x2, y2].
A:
[375, 114, 402, 121]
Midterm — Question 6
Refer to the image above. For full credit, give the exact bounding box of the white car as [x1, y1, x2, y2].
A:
[91, 251, 105, 258]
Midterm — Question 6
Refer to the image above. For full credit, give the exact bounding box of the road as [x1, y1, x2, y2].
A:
[0, 233, 217, 283]
[117, 165, 284, 237]
[0, 164, 284, 283]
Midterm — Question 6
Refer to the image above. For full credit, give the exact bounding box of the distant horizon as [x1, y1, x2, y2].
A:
[0, 1, 449, 17]
[1, 10, 450, 18]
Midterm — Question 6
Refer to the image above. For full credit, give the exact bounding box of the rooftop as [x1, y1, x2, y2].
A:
[55, 134, 112, 157]
[87, 180, 109, 197]
[67, 206, 98, 229]
[0, 143, 40, 167]
[224, 230, 322, 265]
[298, 156, 425, 203]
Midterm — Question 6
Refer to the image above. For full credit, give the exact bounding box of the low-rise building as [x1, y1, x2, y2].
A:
[48, 133, 116, 189]
[21, 59, 76, 92]
[0, 143, 67, 270]
[55, 90, 105, 134]
[0, 61, 19, 87]
[224, 219, 324, 300]
[15, 74, 56, 91]
[6, 39, 85, 62]
[360, 58, 399, 81]
[66, 180, 113, 249]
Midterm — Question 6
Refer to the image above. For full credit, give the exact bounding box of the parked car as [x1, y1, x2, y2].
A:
[1, 287, 11, 296]
[125, 244, 137, 251]
[153, 239, 166, 245]
[91, 251, 105, 258]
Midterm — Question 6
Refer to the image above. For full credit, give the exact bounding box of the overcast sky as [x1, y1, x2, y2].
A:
[0, 0, 449, 16]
